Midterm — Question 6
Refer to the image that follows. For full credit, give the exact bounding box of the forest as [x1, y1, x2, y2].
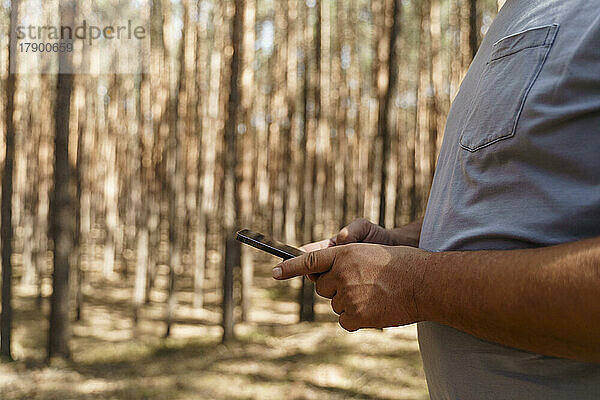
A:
[1, 0, 501, 398]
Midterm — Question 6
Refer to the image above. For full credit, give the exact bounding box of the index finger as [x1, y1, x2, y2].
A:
[273, 246, 338, 280]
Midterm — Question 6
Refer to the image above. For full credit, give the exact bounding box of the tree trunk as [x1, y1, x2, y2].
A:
[284, 0, 299, 245]
[299, 0, 317, 322]
[222, 0, 245, 343]
[1, 0, 19, 361]
[468, 0, 479, 60]
[429, 0, 443, 180]
[410, 2, 425, 220]
[313, 0, 329, 241]
[48, 0, 76, 361]
[34, 71, 53, 310]
[74, 77, 87, 322]
[134, 66, 150, 324]
[102, 75, 119, 280]
[165, 0, 185, 338]
[377, 0, 402, 228]
[193, 3, 224, 310]
[240, 0, 256, 322]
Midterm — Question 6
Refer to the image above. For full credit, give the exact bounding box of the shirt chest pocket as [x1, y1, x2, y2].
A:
[459, 24, 559, 152]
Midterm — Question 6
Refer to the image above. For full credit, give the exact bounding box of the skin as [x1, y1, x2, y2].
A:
[273, 218, 600, 364]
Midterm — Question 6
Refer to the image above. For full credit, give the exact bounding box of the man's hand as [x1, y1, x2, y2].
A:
[273, 243, 428, 332]
[300, 218, 423, 251]
[297, 218, 390, 253]
[334, 218, 398, 246]
[298, 218, 424, 282]
[280, 228, 600, 362]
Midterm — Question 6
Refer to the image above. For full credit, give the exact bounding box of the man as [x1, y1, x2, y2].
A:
[272, 0, 600, 398]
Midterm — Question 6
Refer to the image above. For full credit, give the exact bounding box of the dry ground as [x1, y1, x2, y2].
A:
[0, 258, 428, 400]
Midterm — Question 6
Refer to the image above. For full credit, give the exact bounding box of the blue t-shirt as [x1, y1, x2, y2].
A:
[418, 0, 600, 398]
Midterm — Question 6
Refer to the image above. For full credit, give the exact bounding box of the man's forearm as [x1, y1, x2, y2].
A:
[417, 236, 600, 363]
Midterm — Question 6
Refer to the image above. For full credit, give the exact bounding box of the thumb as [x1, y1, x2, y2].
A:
[335, 218, 373, 245]
[273, 246, 338, 280]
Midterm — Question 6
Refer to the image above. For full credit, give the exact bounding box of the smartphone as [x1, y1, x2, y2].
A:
[236, 229, 304, 260]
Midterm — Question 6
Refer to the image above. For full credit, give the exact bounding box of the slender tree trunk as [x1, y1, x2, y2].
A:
[48, 0, 76, 361]
[332, 0, 346, 227]
[144, 0, 167, 305]
[299, 0, 316, 322]
[313, 0, 328, 241]
[349, 0, 363, 222]
[429, 0, 443, 179]
[377, 0, 402, 228]
[268, 0, 287, 240]
[449, 0, 461, 100]
[134, 67, 150, 324]
[240, 0, 256, 322]
[409, 2, 424, 220]
[188, 0, 204, 312]
[103, 75, 119, 280]
[468, 0, 479, 60]
[284, 0, 299, 245]
[74, 78, 87, 322]
[222, 0, 245, 343]
[193, 4, 223, 309]
[165, 0, 185, 338]
[35, 71, 53, 310]
[78, 90, 95, 321]
[133, 217, 148, 323]
[1, 0, 19, 361]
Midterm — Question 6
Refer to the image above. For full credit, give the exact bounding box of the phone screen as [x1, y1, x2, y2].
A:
[236, 229, 304, 260]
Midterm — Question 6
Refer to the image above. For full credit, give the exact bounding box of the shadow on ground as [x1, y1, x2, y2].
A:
[0, 265, 428, 400]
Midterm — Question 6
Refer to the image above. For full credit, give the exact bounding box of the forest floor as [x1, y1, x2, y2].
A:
[0, 257, 428, 400]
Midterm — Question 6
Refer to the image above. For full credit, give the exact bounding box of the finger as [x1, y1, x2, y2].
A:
[331, 294, 344, 315]
[273, 247, 338, 280]
[305, 238, 337, 281]
[299, 238, 331, 253]
[315, 273, 337, 299]
[338, 312, 360, 332]
[335, 219, 372, 245]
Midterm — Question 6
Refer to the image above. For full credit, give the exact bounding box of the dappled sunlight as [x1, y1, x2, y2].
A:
[1, 261, 427, 400]
[0, 0, 499, 396]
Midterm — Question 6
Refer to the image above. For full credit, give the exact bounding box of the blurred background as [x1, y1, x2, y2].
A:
[0, 0, 501, 398]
